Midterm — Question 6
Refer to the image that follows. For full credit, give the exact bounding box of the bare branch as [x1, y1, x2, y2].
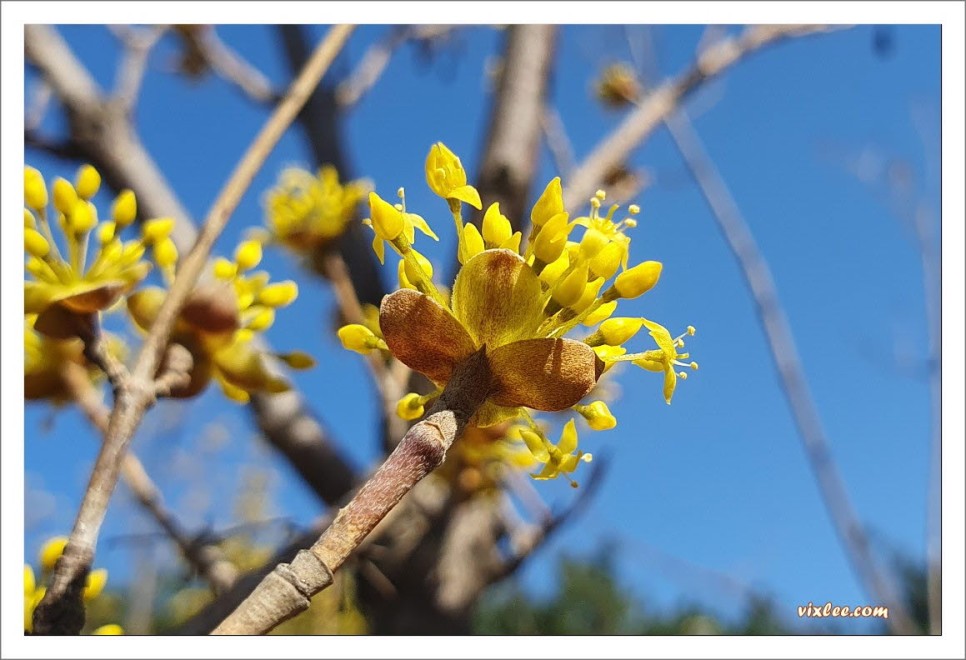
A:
[61, 362, 239, 594]
[663, 109, 918, 635]
[25, 79, 52, 132]
[564, 25, 838, 210]
[212, 349, 491, 635]
[31, 24, 355, 635]
[335, 25, 455, 109]
[110, 24, 167, 110]
[541, 105, 576, 179]
[198, 26, 279, 104]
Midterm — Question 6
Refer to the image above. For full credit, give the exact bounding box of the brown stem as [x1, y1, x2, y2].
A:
[211, 349, 492, 635]
[563, 25, 836, 211]
[62, 362, 239, 593]
[31, 25, 355, 635]
[663, 109, 918, 635]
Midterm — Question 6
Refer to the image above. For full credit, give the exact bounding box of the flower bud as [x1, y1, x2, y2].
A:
[589, 242, 623, 280]
[482, 202, 512, 246]
[532, 211, 570, 264]
[25, 167, 48, 210]
[614, 260, 662, 299]
[52, 178, 77, 215]
[459, 223, 485, 264]
[338, 324, 381, 354]
[582, 300, 618, 326]
[599, 317, 644, 346]
[111, 190, 137, 225]
[154, 237, 178, 269]
[234, 239, 263, 271]
[552, 263, 589, 309]
[24, 228, 50, 258]
[577, 400, 617, 430]
[84, 568, 108, 601]
[258, 281, 298, 307]
[396, 393, 425, 421]
[369, 192, 405, 241]
[70, 200, 97, 233]
[75, 164, 101, 200]
[39, 537, 68, 572]
[142, 217, 175, 243]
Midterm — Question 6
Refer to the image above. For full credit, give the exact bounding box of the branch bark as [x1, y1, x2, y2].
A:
[62, 362, 239, 593]
[663, 109, 918, 635]
[212, 350, 492, 634]
[31, 24, 355, 635]
[563, 25, 835, 211]
[25, 23, 360, 510]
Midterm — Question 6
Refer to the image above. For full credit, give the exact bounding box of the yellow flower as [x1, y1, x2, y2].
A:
[23, 165, 160, 336]
[632, 321, 699, 404]
[344, 143, 698, 481]
[425, 142, 482, 210]
[92, 624, 124, 635]
[364, 191, 438, 265]
[264, 165, 367, 251]
[126, 239, 313, 403]
[523, 419, 592, 485]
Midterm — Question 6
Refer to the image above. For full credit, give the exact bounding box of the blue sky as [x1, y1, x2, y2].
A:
[20, 23, 942, 633]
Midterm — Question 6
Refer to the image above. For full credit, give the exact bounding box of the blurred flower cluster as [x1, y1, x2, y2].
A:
[24, 537, 120, 635]
[23, 164, 313, 406]
[338, 142, 697, 485]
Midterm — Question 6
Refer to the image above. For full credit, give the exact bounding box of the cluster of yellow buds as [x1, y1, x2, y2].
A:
[337, 142, 697, 484]
[127, 238, 314, 403]
[24, 537, 121, 634]
[24, 164, 315, 405]
[263, 165, 368, 257]
[24, 165, 158, 331]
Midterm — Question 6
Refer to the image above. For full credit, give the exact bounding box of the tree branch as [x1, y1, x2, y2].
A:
[563, 25, 836, 211]
[31, 24, 355, 635]
[212, 349, 491, 634]
[663, 109, 918, 635]
[26, 23, 360, 510]
[61, 362, 239, 594]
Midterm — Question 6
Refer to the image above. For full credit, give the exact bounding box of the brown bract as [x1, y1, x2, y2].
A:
[379, 249, 604, 417]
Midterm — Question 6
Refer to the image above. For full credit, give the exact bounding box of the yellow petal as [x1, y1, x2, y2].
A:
[459, 223, 485, 265]
[379, 289, 476, 385]
[520, 429, 550, 462]
[448, 185, 483, 210]
[214, 340, 275, 391]
[558, 419, 578, 453]
[531, 177, 564, 228]
[473, 401, 523, 428]
[451, 249, 543, 349]
[369, 192, 405, 241]
[488, 337, 604, 411]
[482, 202, 512, 246]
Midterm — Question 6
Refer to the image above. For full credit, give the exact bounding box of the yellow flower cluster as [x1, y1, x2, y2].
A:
[24, 165, 160, 329]
[264, 165, 368, 253]
[24, 164, 315, 405]
[127, 238, 314, 403]
[24, 537, 121, 635]
[338, 142, 697, 484]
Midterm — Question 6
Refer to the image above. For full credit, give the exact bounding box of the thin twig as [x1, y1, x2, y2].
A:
[663, 109, 917, 635]
[541, 105, 576, 179]
[563, 25, 837, 211]
[61, 362, 239, 593]
[31, 24, 355, 635]
[199, 26, 279, 104]
[212, 349, 491, 634]
[110, 24, 167, 110]
[335, 25, 455, 109]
